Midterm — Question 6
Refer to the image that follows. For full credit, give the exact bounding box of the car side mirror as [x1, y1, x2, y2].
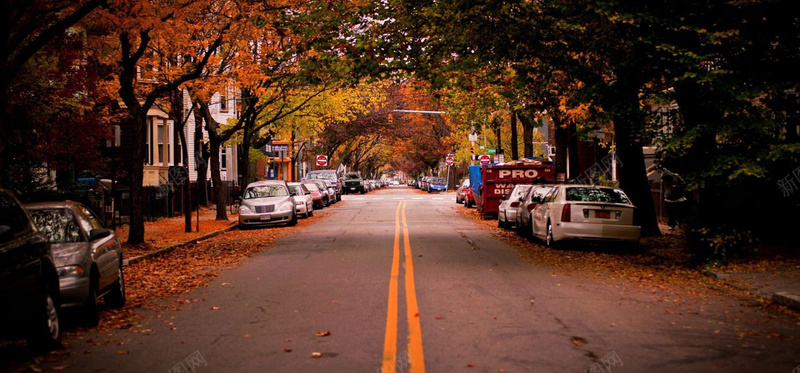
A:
[88, 228, 111, 241]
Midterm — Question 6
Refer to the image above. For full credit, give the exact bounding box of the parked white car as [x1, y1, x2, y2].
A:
[288, 182, 314, 218]
[516, 184, 557, 237]
[497, 184, 532, 229]
[238, 180, 297, 228]
[531, 185, 641, 247]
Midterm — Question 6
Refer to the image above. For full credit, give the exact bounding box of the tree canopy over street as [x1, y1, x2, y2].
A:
[0, 0, 797, 261]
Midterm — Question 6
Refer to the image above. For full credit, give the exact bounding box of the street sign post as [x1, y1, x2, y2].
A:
[479, 155, 491, 165]
[316, 155, 328, 167]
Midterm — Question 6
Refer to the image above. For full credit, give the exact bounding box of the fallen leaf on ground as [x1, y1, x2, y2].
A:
[316, 331, 331, 337]
[311, 352, 323, 358]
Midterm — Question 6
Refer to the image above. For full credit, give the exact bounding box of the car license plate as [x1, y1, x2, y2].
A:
[260, 214, 271, 221]
[595, 210, 610, 219]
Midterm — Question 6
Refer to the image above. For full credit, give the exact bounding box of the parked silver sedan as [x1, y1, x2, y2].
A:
[238, 180, 298, 228]
[531, 185, 641, 247]
[497, 184, 532, 229]
[516, 184, 557, 237]
[288, 182, 314, 218]
[26, 201, 125, 326]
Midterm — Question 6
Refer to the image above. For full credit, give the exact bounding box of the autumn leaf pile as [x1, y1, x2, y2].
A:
[456, 205, 800, 309]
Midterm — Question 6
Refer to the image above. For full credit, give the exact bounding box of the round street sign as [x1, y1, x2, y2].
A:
[479, 154, 491, 165]
[445, 156, 454, 166]
[316, 155, 328, 167]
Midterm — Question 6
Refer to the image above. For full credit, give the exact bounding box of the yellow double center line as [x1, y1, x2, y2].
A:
[382, 201, 425, 373]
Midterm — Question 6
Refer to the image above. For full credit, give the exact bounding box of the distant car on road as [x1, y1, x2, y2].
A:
[456, 179, 475, 207]
[0, 189, 61, 351]
[428, 177, 448, 193]
[26, 201, 126, 326]
[497, 184, 532, 229]
[343, 172, 366, 194]
[531, 185, 641, 247]
[238, 180, 298, 228]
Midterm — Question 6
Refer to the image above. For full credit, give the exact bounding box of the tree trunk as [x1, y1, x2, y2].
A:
[128, 114, 146, 244]
[510, 111, 519, 160]
[209, 137, 228, 221]
[518, 111, 535, 158]
[612, 92, 661, 237]
[553, 114, 568, 178]
[194, 107, 209, 205]
[493, 118, 502, 157]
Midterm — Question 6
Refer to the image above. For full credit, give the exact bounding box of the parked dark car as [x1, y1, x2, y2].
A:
[26, 201, 126, 326]
[343, 172, 366, 194]
[0, 189, 61, 351]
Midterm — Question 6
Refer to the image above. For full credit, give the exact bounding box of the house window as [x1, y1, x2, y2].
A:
[221, 149, 227, 170]
[145, 117, 153, 165]
[220, 91, 229, 113]
[158, 120, 165, 164]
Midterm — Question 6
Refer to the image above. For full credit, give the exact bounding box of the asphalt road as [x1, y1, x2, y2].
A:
[35, 186, 800, 373]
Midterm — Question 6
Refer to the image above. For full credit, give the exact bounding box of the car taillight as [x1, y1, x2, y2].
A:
[527, 203, 537, 212]
[561, 204, 571, 222]
[510, 202, 520, 208]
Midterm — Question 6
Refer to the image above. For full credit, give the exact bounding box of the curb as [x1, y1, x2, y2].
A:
[706, 271, 800, 312]
[773, 292, 800, 312]
[123, 224, 238, 266]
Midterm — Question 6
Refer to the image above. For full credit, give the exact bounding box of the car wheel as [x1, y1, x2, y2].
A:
[497, 213, 504, 228]
[105, 266, 126, 308]
[82, 278, 100, 327]
[27, 285, 61, 352]
[526, 219, 535, 242]
[288, 212, 298, 226]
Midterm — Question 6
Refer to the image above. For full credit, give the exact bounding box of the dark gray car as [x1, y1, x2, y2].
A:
[26, 201, 125, 326]
[0, 189, 61, 351]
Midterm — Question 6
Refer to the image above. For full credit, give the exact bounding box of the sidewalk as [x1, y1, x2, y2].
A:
[706, 268, 800, 311]
[115, 207, 238, 266]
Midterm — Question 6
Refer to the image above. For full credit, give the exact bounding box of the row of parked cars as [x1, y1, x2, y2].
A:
[1, 189, 127, 351]
[236, 170, 389, 229]
[412, 176, 448, 193]
[456, 180, 642, 247]
[238, 170, 345, 229]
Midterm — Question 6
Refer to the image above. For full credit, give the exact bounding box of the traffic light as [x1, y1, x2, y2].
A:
[387, 113, 393, 124]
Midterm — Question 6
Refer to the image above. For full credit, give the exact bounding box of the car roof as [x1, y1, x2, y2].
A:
[25, 200, 83, 210]
[245, 180, 287, 188]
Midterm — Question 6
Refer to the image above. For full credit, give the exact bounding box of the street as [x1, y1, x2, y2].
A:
[33, 187, 800, 373]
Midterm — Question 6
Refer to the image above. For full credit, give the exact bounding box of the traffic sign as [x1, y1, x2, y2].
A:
[445, 156, 454, 166]
[479, 154, 491, 165]
[487, 149, 496, 154]
[316, 155, 328, 167]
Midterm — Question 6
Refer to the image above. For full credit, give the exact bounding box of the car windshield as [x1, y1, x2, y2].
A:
[28, 208, 83, 243]
[243, 185, 288, 199]
[566, 187, 631, 204]
[303, 183, 320, 192]
[430, 178, 446, 183]
[306, 172, 335, 181]
[512, 185, 532, 198]
[288, 185, 303, 195]
[344, 173, 360, 180]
